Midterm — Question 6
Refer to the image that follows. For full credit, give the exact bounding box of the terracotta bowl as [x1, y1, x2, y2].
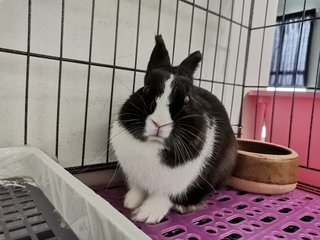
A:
[228, 138, 299, 194]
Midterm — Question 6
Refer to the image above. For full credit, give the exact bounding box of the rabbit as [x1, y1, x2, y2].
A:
[111, 35, 237, 224]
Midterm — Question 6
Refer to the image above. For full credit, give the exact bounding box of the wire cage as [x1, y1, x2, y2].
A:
[1, 0, 320, 238]
[1, 0, 320, 189]
[0, 0, 252, 171]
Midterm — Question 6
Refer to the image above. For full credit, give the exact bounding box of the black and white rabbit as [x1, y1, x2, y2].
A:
[111, 35, 237, 224]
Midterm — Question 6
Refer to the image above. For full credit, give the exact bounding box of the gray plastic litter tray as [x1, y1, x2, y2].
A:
[0, 177, 78, 240]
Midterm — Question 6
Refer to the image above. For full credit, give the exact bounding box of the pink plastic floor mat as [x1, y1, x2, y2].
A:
[92, 184, 320, 240]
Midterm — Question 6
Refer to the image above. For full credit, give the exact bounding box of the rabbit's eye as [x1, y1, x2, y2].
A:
[184, 96, 190, 105]
[143, 86, 150, 94]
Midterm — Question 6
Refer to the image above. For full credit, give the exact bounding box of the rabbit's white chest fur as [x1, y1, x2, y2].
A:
[111, 121, 216, 196]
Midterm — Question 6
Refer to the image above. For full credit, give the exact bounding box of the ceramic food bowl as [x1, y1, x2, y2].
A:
[229, 138, 299, 194]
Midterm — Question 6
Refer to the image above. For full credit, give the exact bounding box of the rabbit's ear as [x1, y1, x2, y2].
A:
[147, 35, 171, 72]
[178, 51, 202, 78]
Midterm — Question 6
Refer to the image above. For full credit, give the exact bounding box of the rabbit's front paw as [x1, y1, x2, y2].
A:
[133, 195, 172, 224]
[124, 187, 145, 209]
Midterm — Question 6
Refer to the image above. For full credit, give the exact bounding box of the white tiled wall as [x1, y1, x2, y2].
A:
[31, 0, 62, 56]
[0, 0, 279, 167]
[58, 62, 88, 167]
[83, 67, 113, 166]
[64, 0, 92, 61]
[0, 53, 26, 147]
[0, 0, 28, 51]
[224, 24, 241, 84]
[91, 0, 116, 64]
[201, 13, 219, 80]
[137, 0, 160, 69]
[28, 58, 59, 158]
[245, 0, 279, 87]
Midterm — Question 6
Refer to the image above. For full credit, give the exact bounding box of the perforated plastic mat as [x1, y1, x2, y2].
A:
[0, 177, 78, 240]
[93, 184, 320, 240]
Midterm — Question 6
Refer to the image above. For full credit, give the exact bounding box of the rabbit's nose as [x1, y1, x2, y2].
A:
[151, 119, 161, 129]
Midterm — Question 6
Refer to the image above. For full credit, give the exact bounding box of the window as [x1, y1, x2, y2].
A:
[269, 10, 315, 87]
